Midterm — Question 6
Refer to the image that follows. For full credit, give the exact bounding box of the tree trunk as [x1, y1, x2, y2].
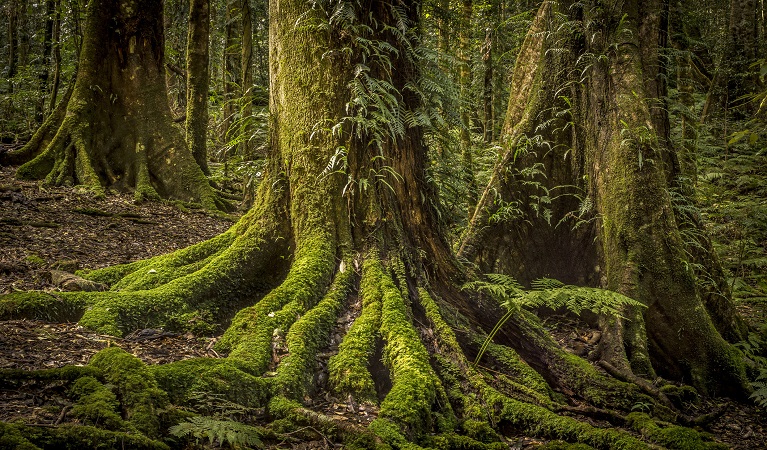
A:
[239, 0, 254, 158]
[46, 0, 62, 115]
[220, 0, 240, 159]
[459, 0, 748, 396]
[186, 0, 211, 175]
[2, 0, 221, 209]
[6, 3, 18, 90]
[482, 27, 493, 143]
[39, 0, 56, 118]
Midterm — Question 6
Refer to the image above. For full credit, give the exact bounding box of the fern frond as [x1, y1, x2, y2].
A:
[169, 416, 265, 448]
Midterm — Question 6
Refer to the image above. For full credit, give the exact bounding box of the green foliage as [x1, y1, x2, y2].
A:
[735, 326, 767, 407]
[464, 274, 645, 367]
[69, 376, 125, 430]
[169, 416, 264, 449]
[464, 274, 645, 317]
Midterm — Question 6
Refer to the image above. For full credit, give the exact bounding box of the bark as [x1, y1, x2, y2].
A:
[2, 0, 220, 209]
[6, 3, 18, 87]
[459, 0, 749, 397]
[482, 27, 493, 143]
[239, 0, 254, 157]
[185, 0, 211, 175]
[221, 0, 240, 156]
[46, 0, 62, 114]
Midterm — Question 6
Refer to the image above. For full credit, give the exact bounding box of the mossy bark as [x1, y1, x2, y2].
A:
[459, 0, 749, 397]
[185, 0, 211, 175]
[3, 0, 219, 208]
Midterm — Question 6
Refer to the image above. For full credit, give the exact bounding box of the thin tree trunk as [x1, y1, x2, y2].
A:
[186, 0, 211, 175]
[40, 0, 56, 118]
[460, 0, 477, 217]
[6, 4, 18, 91]
[46, 0, 62, 115]
[239, 0, 254, 158]
[482, 28, 493, 143]
[221, 0, 240, 161]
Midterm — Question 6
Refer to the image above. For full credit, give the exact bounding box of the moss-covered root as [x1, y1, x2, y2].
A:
[328, 258, 385, 402]
[274, 267, 354, 398]
[217, 232, 336, 374]
[150, 358, 272, 409]
[268, 396, 385, 449]
[0, 291, 86, 322]
[0, 422, 169, 450]
[2, 86, 73, 167]
[418, 290, 648, 449]
[375, 260, 454, 440]
[626, 413, 728, 449]
[87, 347, 170, 438]
[75, 209, 288, 337]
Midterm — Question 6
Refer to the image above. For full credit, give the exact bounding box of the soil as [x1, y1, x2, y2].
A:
[1, 159, 766, 449]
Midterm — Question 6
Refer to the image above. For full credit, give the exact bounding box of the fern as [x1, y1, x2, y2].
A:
[464, 274, 645, 367]
[523, 278, 645, 318]
[169, 416, 264, 449]
[751, 369, 767, 408]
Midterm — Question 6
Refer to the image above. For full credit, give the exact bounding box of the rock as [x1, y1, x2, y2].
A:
[49, 270, 107, 292]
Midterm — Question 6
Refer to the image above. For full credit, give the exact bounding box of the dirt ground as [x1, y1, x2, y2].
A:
[1, 160, 766, 449]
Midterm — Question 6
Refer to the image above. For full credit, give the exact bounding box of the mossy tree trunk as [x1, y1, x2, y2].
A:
[459, 0, 749, 397]
[0, 1, 745, 448]
[2, 0, 220, 208]
[185, 0, 211, 175]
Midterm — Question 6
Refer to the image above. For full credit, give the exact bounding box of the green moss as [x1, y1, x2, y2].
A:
[25, 254, 46, 266]
[150, 358, 272, 409]
[0, 292, 86, 322]
[626, 413, 728, 449]
[0, 422, 42, 450]
[368, 418, 427, 450]
[92, 230, 236, 291]
[376, 262, 451, 438]
[219, 232, 335, 374]
[0, 422, 168, 450]
[485, 388, 646, 449]
[88, 347, 169, 437]
[422, 433, 508, 450]
[538, 441, 595, 449]
[275, 267, 352, 398]
[329, 258, 385, 401]
[481, 340, 554, 402]
[16, 150, 55, 181]
[69, 376, 125, 430]
[658, 384, 700, 408]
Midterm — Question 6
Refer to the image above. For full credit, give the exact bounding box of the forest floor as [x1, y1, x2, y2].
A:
[1, 157, 766, 448]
